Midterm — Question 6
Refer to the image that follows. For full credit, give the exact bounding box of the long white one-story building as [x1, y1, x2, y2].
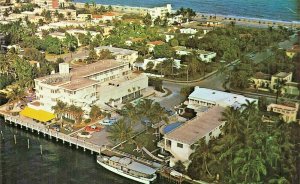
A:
[187, 87, 257, 112]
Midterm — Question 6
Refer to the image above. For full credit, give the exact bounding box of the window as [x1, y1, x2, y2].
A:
[177, 143, 183, 148]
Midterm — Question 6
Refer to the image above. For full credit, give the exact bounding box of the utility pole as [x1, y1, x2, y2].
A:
[186, 67, 189, 81]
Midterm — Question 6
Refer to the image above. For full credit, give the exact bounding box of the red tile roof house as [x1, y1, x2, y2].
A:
[147, 41, 165, 52]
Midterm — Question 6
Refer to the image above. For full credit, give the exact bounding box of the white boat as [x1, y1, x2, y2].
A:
[97, 155, 157, 184]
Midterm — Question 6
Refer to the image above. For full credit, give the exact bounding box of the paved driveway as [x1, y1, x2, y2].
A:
[158, 82, 186, 110]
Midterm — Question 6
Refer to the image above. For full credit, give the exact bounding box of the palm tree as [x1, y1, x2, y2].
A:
[219, 107, 242, 177]
[68, 105, 83, 124]
[64, 33, 78, 59]
[186, 55, 201, 79]
[274, 79, 286, 104]
[234, 152, 267, 183]
[190, 139, 215, 177]
[121, 103, 139, 127]
[89, 105, 102, 122]
[107, 119, 133, 149]
[52, 100, 67, 120]
[6, 86, 26, 108]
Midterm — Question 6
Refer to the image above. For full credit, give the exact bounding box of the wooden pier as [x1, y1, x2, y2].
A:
[2, 114, 104, 154]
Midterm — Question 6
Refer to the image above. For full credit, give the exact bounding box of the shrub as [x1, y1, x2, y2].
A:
[62, 116, 75, 123]
[84, 119, 91, 124]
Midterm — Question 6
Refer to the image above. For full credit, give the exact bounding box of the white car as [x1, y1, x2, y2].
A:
[77, 131, 92, 138]
[100, 117, 117, 126]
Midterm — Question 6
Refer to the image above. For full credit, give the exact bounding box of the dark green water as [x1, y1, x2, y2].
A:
[0, 120, 171, 184]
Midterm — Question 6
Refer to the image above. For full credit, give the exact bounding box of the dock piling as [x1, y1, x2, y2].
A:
[40, 145, 43, 155]
[14, 134, 16, 144]
[27, 139, 30, 149]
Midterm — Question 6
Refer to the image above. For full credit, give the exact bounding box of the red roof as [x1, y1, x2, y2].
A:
[103, 12, 117, 17]
[92, 14, 103, 19]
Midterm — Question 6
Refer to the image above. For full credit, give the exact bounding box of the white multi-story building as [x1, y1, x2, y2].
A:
[187, 87, 257, 112]
[148, 4, 172, 20]
[94, 46, 138, 64]
[158, 106, 225, 166]
[34, 60, 148, 116]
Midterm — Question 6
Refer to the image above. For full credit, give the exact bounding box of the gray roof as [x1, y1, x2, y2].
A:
[110, 156, 121, 162]
[119, 157, 132, 165]
[109, 156, 156, 175]
[127, 161, 156, 175]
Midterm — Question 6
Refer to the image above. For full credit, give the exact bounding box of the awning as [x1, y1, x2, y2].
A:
[20, 107, 55, 122]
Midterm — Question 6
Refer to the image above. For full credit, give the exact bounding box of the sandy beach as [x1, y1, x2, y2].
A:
[195, 12, 300, 29]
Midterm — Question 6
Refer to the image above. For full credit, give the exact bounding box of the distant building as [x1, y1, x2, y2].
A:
[251, 72, 299, 95]
[49, 32, 66, 40]
[147, 41, 165, 52]
[286, 45, 300, 58]
[125, 38, 144, 46]
[134, 58, 181, 70]
[34, 60, 148, 116]
[148, 4, 172, 20]
[167, 15, 183, 25]
[267, 103, 299, 123]
[173, 46, 216, 62]
[94, 46, 138, 64]
[34, 0, 61, 9]
[57, 9, 77, 20]
[197, 50, 217, 63]
[29, 60, 41, 68]
[37, 21, 87, 31]
[76, 14, 92, 21]
[179, 28, 198, 35]
[187, 87, 257, 112]
[198, 19, 223, 27]
[158, 106, 225, 166]
[165, 34, 175, 42]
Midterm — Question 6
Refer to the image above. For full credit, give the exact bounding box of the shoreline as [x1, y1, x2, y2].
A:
[73, 1, 300, 25]
[196, 12, 300, 25]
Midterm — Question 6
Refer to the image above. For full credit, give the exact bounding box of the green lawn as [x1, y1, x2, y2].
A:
[118, 128, 159, 160]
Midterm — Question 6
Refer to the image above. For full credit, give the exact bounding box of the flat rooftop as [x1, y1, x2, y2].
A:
[71, 59, 125, 78]
[165, 106, 224, 145]
[273, 72, 291, 78]
[61, 78, 98, 90]
[197, 50, 216, 55]
[253, 72, 271, 80]
[189, 87, 257, 108]
[36, 60, 126, 90]
[94, 46, 137, 55]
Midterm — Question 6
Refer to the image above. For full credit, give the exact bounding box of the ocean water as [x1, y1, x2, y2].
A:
[0, 119, 172, 184]
[74, 0, 300, 22]
[0, 95, 169, 184]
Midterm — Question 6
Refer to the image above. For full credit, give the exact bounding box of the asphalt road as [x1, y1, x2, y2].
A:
[160, 72, 226, 110]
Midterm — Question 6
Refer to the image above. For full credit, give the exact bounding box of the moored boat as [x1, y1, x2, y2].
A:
[97, 155, 157, 184]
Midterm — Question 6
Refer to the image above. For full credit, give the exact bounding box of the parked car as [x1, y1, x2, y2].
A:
[85, 125, 101, 132]
[100, 117, 117, 126]
[52, 125, 60, 132]
[77, 131, 92, 138]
